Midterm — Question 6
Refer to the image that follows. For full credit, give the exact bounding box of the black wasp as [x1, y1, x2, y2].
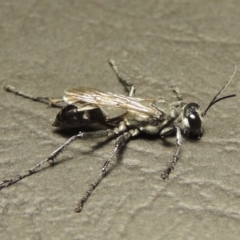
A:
[0, 60, 236, 212]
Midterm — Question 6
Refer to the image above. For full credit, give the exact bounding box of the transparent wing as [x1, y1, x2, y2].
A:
[63, 86, 161, 117]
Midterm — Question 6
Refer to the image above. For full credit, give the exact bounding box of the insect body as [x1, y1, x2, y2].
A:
[1, 60, 236, 213]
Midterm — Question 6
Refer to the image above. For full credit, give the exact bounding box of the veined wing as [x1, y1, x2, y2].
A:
[63, 86, 162, 117]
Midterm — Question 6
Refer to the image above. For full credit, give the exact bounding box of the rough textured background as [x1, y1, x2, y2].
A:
[0, 1, 240, 239]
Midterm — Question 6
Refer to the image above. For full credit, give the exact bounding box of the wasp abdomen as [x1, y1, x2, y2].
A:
[52, 105, 106, 128]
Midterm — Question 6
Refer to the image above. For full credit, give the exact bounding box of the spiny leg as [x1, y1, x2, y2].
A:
[161, 126, 182, 179]
[0, 129, 117, 190]
[4, 85, 63, 107]
[108, 59, 136, 97]
[75, 128, 139, 213]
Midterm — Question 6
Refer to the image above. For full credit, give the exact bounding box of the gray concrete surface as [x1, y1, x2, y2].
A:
[0, 1, 240, 239]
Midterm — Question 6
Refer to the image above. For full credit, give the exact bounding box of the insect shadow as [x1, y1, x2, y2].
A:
[0, 60, 237, 213]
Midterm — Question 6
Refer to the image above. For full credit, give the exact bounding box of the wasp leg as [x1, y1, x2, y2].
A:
[171, 86, 184, 101]
[170, 101, 184, 108]
[161, 126, 182, 179]
[75, 128, 139, 213]
[4, 85, 63, 107]
[108, 59, 136, 97]
[159, 126, 176, 137]
[0, 129, 119, 191]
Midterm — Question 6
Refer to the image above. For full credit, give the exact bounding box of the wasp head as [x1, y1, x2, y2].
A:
[181, 67, 237, 138]
[182, 103, 203, 138]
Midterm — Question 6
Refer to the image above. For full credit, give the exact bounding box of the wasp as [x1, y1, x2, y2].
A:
[0, 60, 237, 213]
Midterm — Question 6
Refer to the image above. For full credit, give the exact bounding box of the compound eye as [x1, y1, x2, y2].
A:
[188, 112, 201, 133]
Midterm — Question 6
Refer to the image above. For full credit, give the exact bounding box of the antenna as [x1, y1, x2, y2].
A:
[202, 66, 237, 116]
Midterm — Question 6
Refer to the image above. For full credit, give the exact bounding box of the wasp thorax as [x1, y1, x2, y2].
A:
[182, 103, 203, 137]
